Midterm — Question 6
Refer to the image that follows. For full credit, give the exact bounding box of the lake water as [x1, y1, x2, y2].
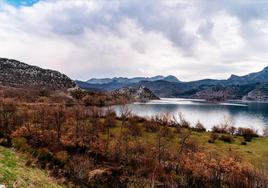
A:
[114, 98, 268, 133]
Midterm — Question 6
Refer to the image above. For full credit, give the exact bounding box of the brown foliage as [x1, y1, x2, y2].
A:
[0, 88, 267, 187]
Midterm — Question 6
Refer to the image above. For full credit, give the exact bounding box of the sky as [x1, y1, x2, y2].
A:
[0, 0, 268, 81]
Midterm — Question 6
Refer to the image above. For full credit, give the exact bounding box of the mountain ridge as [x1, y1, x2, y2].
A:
[86, 75, 180, 85]
[77, 65, 268, 101]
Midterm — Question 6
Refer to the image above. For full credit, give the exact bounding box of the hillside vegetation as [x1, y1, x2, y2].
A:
[0, 86, 268, 188]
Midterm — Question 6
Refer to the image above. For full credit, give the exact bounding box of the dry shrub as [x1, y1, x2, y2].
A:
[212, 125, 228, 134]
[55, 151, 69, 163]
[178, 112, 190, 128]
[159, 126, 173, 139]
[67, 154, 94, 182]
[144, 121, 159, 133]
[237, 127, 258, 142]
[193, 121, 206, 132]
[127, 123, 142, 137]
[180, 152, 268, 188]
[208, 133, 219, 143]
[228, 126, 237, 135]
[219, 134, 234, 143]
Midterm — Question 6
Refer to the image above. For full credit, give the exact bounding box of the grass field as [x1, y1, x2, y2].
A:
[106, 119, 268, 168]
[0, 146, 65, 188]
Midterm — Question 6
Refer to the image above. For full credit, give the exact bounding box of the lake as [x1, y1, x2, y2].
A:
[114, 98, 268, 133]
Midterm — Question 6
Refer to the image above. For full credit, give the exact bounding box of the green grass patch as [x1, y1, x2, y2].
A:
[0, 146, 65, 188]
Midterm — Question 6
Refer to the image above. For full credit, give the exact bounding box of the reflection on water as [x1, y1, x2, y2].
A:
[114, 98, 268, 133]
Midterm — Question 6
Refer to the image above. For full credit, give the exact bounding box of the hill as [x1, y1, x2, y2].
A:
[112, 85, 160, 101]
[0, 58, 75, 90]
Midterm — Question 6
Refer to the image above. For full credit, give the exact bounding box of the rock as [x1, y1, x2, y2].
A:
[112, 85, 159, 102]
[88, 168, 112, 181]
[87, 167, 123, 186]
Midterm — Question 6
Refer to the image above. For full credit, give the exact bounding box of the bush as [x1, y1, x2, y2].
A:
[219, 135, 234, 143]
[227, 126, 237, 135]
[212, 125, 228, 134]
[178, 113, 190, 128]
[144, 121, 159, 132]
[237, 127, 258, 142]
[159, 126, 173, 138]
[12, 137, 33, 153]
[193, 121, 206, 132]
[208, 133, 218, 143]
[127, 124, 142, 137]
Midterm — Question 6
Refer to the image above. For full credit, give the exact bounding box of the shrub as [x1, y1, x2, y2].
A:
[212, 125, 228, 134]
[227, 126, 237, 135]
[193, 121, 206, 132]
[208, 133, 218, 143]
[178, 113, 190, 128]
[55, 151, 69, 163]
[219, 135, 234, 143]
[127, 124, 142, 137]
[159, 126, 173, 138]
[144, 121, 159, 132]
[12, 137, 32, 152]
[237, 127, 258, 142]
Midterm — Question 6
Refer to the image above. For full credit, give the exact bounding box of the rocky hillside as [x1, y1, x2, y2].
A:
[0, 58, 75, 89]
[112, 85, 159, 102]
[242, 84, 268, 101]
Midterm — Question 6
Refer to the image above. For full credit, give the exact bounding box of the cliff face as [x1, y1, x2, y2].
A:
[0, 58, 75, 89]
[112, 85, 159, 102]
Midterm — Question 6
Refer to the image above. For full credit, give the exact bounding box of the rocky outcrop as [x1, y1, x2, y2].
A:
[242, 84, 268, 101]
[0, 58, 75, 89]
[112, 85, 159, 102]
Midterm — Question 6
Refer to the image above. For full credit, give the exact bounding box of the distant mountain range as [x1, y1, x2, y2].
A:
[1, 57, 268, 101]
[86, 75, 179, 84]
[0, 58, 75, 89]
[76, 66, 268, 101]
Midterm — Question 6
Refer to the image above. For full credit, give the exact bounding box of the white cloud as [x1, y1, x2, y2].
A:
[0, 0, 268, 81]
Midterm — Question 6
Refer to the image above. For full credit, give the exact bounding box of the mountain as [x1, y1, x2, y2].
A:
[0, 58, 75, 89]
[86, 75, 180, 85]
[77, 66, 268, 101]
[227, 67, 268, 84]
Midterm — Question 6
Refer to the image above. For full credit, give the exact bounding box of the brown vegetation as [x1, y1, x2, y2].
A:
[0, 86, 267, 188]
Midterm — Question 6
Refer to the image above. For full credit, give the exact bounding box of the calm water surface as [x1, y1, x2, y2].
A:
[114, 98, 268, 133]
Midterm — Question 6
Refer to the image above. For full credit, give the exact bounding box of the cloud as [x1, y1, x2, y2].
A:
[0, 0, 268, 81]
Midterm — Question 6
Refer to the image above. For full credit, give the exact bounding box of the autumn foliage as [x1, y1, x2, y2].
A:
[0, 87, 267, 188]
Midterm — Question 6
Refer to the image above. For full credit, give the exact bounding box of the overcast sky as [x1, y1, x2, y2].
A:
[1, 0, 268, 81]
